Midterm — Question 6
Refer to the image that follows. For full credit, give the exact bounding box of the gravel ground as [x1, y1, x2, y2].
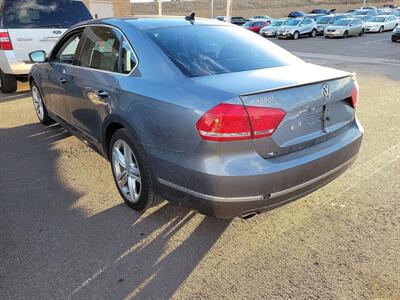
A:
[0, 31, 399, 299]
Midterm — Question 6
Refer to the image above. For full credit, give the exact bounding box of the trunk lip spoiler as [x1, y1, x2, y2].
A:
[240, 74, 355, 97]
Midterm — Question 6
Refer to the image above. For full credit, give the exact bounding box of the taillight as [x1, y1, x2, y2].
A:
[0, 32, 13, 50]
[196, 103, 286, 142]
[351, 83, 358, 108]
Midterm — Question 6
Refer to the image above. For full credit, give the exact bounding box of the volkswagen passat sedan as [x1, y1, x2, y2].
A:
[364, 15, 398, 32]
[29, 18, 363, 219]
[324, 18, 364, 38]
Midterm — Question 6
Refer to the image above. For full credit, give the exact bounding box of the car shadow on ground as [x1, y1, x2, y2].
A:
[0, 121, 230, 299]
[0, 90, 31, 104]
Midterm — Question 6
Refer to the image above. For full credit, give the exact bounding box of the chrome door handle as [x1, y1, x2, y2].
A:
[57, 78, 67, 84]
[96, 90, 109, 99]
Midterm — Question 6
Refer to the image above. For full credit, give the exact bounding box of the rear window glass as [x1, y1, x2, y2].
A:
[146, 25, 302, 77]
[2, 0, 92, 29]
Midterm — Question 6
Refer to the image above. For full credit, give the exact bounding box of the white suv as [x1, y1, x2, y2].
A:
[0, 0, 92, 93]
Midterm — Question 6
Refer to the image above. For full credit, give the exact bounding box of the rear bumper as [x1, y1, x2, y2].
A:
[0, 50, 32, 75]
[154, 119, 363, 218]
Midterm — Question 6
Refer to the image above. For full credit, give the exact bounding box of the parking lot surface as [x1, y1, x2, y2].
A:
[1, 32, 399, 299]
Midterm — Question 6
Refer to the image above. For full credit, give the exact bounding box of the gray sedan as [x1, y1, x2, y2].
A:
[29, 18, 363, 219]
[325, 18, 365, 38]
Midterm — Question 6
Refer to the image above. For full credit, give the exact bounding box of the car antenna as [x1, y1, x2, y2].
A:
[185, 12, 195, 23]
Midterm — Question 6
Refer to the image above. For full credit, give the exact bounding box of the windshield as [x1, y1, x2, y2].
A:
[317, 16, 331, 24]
[2, 0, 92, 29]
[271, 20, 284, 26]
[146, 25, 302, 77]
[370, 16, 386, 22]
[284, 19, 301, 26]
[334, 19, 351, 26]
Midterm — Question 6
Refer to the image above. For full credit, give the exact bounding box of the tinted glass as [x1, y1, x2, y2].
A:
[317, 16, 331, 24]
[355, 11, 368, 15]
[56, 33, 82, 64]
[121, 39, 137, 74]
[370, 16, 386, 22]
[2, 0, 92, 29]
[78, 26, 121, 73]
[335, 19, 351, 26]
[146, 25, 302, 77]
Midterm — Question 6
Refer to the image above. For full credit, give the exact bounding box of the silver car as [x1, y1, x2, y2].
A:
[315, 14, 351, 34]
[277, 18, 318, 39]
[28, 17, 363, 219]
[259, 19, 286, 37]
[325, 18, 365, 38]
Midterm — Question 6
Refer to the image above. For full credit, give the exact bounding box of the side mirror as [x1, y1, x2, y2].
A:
[29, 50, 47, 63]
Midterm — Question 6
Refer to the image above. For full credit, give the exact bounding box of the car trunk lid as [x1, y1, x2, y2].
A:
[192, 63, 356, 157]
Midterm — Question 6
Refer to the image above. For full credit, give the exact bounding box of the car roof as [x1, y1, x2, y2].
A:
[74, 16, 228, 30]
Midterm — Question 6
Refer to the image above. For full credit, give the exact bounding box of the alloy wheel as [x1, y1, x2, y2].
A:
[112, 139, 142, 203]
[32, 85, 44, 120]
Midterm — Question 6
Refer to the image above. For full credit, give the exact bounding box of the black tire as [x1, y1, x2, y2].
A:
[293, 31, 299, 40]
[310, 29, 317, 37]
[359, 29, 365, 36]
[0, 69, 17, 93]
[379, 26, 384, 33]
[31, 81, 53, 125]
[109, 128, 162, 212]
[343, 30, 348, 38]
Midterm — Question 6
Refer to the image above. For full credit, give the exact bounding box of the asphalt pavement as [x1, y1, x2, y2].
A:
[1, 31, 399, 299]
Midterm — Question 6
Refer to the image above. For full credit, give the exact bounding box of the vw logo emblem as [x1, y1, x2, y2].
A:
[53, 30, 62, 35]
[321, 83, 330, 102]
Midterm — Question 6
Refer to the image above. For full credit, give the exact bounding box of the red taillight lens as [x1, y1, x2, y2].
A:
[246, 106, 286, 139]
[0, 32, 13, 50]
[196, 103, 286, 142]
[351, 84, 358, 108]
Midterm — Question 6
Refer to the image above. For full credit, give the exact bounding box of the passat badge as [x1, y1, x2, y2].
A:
[321, 83, 330, 102]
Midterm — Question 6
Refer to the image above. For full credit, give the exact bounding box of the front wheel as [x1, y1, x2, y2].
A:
[379, 26, 384, 33]
[110, 128, 162, 212]
[31, 82, 53, 125]
[359, 28, 365, 36]
[293, 31, 299, 40]
[343, 30, 348, 38]
[310, 29, 317, 37]
[0, 69, 17, 93]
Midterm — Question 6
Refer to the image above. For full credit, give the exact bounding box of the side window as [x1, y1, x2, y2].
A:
[120, 39, 137, 74]
[77, 26, 122, 73]
[53, 31, 83, 64]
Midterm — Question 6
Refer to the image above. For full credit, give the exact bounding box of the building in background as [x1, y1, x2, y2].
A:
[82, 0, 131, 19]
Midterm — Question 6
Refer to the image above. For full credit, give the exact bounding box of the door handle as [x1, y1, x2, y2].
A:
[96, 90, 109, 100]
[57, 78, 67, 84]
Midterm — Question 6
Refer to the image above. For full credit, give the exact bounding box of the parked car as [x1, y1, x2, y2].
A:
[277, 18, 318, 39]
[324, 18, 365, 38]
[364, 15, 398, 32]
[392, 26, 400, 41]
[358, 15, 374, 23]
[288, 11, 306, 18]
[384, 4, 398, 9]
[353, 9, 378, 18]
[259, 19, 286, 37]
[310, 9, 335, 14]
[345, 9, 358, 14]
[28, 17, 363, 219]
[216, 16, 249, 26]
[0, 0, 92, 93]
[242, 21, 270, 33]
[316, 14, 352, 34]
[250, 15, 272, 23]
[361, 6, 378, 10]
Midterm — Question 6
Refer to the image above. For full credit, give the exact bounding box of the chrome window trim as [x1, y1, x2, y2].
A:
[51, 23, 139, 77]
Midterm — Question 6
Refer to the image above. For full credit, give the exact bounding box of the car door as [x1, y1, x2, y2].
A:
[66, 25, 136, 145]
[44, 29, 84, 121]
[349, 20, 357, 35]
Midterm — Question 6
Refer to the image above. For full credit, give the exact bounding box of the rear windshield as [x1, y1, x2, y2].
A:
[2, 0, 93, 29]
[146, 25, 302, 77]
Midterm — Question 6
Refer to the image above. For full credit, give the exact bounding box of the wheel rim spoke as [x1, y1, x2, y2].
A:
[113, 147, 126, 169]
[127, 176, 137, 201]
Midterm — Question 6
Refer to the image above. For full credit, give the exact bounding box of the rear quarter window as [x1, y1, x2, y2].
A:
[1, 0, 92, 29]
